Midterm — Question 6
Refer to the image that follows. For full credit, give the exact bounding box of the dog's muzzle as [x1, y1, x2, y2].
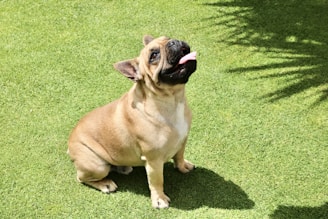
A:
[159, 39, 197, 85]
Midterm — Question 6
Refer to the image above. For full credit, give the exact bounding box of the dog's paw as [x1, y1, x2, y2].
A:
[98, 179, 118, 193]
[112, 166, 133, 175]
[175, 159, 195, 173]
[151, 193, 171, 209]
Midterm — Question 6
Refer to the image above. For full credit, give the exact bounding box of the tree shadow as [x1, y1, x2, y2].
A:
[269, 202, 328, 219]
[203, 0, 328, 105]
[110, 163, 255, 210]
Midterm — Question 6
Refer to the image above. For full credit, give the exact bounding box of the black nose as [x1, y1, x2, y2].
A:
[168, 40, 190, 54]
[181, 46, 190, 56]
[167, 40, 181, 49]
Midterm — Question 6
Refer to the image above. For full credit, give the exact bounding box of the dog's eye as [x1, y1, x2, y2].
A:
[149, 50, 160, 64]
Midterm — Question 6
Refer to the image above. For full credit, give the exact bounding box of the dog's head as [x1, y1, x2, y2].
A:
[114, 36, 197, 88]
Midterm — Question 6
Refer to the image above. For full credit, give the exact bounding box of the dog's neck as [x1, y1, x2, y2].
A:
[130, 82, 187, 120]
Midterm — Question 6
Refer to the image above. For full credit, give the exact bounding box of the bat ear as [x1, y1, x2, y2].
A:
[143, 35, 154, 46]
[113, 58, 141, 82]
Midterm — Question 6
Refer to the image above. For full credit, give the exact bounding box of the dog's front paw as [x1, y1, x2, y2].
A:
[151, 193, 171, 209]
[111, 166, 133, 175]
[175, 159, 195, 173]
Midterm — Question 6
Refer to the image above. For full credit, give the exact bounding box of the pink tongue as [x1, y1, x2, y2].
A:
[179, 51, 197, 64]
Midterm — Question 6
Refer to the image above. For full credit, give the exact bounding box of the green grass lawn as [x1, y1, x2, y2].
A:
[1, 0, 327, 218]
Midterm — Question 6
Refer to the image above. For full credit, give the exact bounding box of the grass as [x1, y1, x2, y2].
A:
[1, 0, 327, 218]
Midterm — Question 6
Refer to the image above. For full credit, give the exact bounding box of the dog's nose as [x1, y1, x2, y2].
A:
[168, 40, 179, 48]
[168, 40, 190, 54]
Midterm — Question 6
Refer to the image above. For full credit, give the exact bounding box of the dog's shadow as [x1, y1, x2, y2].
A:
[110, 163, 255, 210]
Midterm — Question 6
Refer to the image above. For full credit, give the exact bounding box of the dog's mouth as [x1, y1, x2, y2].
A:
[179, 51, 197, 65]
[159, 51, 197, 85]
[171, 51, 197, 76]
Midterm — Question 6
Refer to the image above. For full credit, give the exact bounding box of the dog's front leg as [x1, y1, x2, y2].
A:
[173, 139, 195, 173]
[145, 160, 170, 208]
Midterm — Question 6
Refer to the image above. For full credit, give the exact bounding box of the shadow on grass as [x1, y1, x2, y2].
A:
[269, 202, 328, 219]
[204, 0, 328, 104]
[110, 163, 255, 210]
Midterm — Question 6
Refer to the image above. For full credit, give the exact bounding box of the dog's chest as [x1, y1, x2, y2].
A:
[174, 103, 189, 141]
[156, 102, 189, 147]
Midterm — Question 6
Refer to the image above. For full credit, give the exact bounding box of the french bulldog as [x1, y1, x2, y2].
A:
[68, 35, 197, 208]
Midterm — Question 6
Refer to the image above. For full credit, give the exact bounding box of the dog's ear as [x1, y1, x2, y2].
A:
[143, 35, 154, 46]
[114, 59, 141, 82]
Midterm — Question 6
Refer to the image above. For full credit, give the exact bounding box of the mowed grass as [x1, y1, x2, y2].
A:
[1, 0, 327, 218]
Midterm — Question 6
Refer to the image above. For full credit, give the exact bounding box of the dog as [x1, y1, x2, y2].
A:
[68, 35, 197, 208]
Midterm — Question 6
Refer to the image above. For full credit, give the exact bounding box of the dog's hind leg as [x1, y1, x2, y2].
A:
[76, 164, 118, 193]
[71, 143, 118, 193]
